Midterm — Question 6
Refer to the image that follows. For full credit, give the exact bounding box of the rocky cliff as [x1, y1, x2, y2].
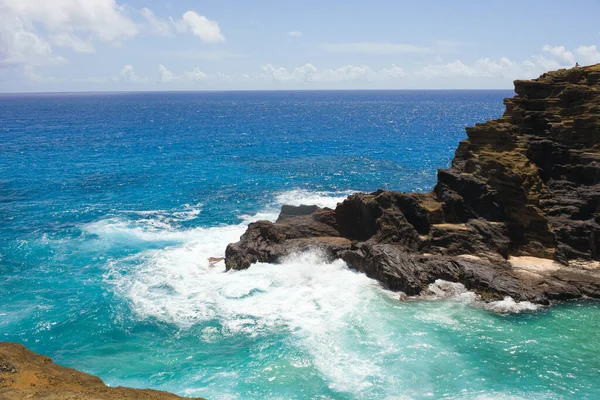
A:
[0, 343, 203, 400]
[225, 64, 600, 304]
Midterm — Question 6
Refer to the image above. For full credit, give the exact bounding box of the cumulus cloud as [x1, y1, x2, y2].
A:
[172, 11, 225, 43]
[0, 12, 67, 66]
[413, 44, 599, 86]
[158, 64, 174, 83]
[415, 57, 522, 79]
[0, 0, 227, 77]
[1, 0, 139, 43]
[574, 45, 600, 65]
[16, 42, 600, 89]
[185, 67, 208, 81]
[318, 42, 431, 54]
[119, 64, 149, 83]
[542, 45, 575, 65]
[0, 0, 138, 70]
[288, 31, 303, 38]
[260, 63, 406, 83]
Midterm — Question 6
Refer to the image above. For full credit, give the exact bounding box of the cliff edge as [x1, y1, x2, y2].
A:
[225, 64, 600, 304]
[0, 342, 203, 400]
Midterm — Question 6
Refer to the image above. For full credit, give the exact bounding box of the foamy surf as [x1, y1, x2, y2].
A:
[91, 189, 546, 397]
[274, 188, 356, 208]
[93, 189, 395, 393]
[416, 279, 541, 313]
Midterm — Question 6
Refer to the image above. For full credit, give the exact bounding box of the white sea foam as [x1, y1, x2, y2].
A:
[274, 188, 356, 209]
[418, 279, 540, 313]
[419, 279, 477, 302]
[94, 189, 395, 393]
[84, 218, 198, 242]
[118, 203, 203, 225]
[106, 245, 387, 392]
[486, 297, 539, 313]
[93, 189, 543, 396]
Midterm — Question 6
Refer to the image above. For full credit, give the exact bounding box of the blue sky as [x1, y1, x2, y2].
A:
[1, 0, 599, 92]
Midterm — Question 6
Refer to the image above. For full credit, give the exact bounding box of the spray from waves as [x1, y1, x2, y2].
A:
[85, 189, 351, 246]
[417, 280, 540, 313]
[274, 188, 356, 208]
[98, 188, 361, 326]
[107, 247, 399, 393]
[95, 189, 403, 393]
[91, 188, 543, 396]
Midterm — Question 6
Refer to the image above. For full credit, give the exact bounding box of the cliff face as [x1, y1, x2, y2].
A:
[225, 65, 600, 304]
[0, 343, 203, 400]
[440, 65, 600, 262]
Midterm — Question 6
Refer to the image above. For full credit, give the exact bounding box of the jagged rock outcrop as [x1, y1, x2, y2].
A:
[225, 65, 600, 304]
[0, 343, 203, 400]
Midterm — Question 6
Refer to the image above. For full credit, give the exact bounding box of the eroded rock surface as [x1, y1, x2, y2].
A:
[226, 65, 600, 304]
[0, 342, 203, 400]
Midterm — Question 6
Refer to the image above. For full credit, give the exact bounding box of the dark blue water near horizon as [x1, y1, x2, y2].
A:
[0, 90, 509, 234]
[2, 90, 600, 399]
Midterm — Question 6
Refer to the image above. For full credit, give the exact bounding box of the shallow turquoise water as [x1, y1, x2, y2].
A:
[1, 91, 599, 399]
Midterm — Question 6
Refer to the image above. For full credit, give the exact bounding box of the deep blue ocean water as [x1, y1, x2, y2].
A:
[1, 91, 599, 399]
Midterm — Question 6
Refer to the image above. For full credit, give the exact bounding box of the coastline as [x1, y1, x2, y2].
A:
[225, 64, 600, 305]
[0, 342, 204, 399]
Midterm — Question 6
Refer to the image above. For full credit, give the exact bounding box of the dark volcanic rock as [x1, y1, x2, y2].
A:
[225, 64, 600, 304]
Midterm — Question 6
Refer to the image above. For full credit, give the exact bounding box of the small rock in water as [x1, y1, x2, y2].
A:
[208, 257, 225, 267]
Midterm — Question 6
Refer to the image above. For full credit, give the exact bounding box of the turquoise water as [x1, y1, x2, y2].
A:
[1, 91, 599, 399]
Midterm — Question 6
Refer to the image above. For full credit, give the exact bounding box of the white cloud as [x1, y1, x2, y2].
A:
[185, 68, 207, 81]
[50, 32, 95, 53]
[0, 0, 141, 71]
[530, 55, 562, 72]
[288, 31, 303, 38]
[574, 45, 600, 65]
[0, 12, 67, 66]
[542, 45, 575, 65]
[379, 64, 407, 79]
[172, 11, 225, 43]
[318, 42, 430, 54]
[12, 42, 599, 90]
[141, 8, 172, 37]
[260, 63, 406, 83]
[120, 64, 136, 82]
[119, 64, 149, 83]
[416, 57, 534, 81]
[1, 0, 139, 43]
[413, 44, 597, 85]
[158, 64, 174, 83]
[318, 65, 376, 82]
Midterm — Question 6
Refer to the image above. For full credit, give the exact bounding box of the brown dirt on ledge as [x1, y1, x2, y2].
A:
[0, 342, 204, 400]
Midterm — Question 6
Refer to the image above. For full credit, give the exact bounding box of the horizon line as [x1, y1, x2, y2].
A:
[0, 88, 516, 96]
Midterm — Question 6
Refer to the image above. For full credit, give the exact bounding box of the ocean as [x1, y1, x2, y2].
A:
[1, 90, 599, 399]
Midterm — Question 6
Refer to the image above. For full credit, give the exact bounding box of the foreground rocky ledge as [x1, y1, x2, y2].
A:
[0, 343, 202, 400]
[226, 64, 600, 305]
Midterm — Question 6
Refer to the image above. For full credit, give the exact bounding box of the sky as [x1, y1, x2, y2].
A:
[1, 0, 599, 92]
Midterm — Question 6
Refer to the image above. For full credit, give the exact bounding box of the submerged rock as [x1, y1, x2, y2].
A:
[226, 64, 600, 304]
[0, 342, 203, 400]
